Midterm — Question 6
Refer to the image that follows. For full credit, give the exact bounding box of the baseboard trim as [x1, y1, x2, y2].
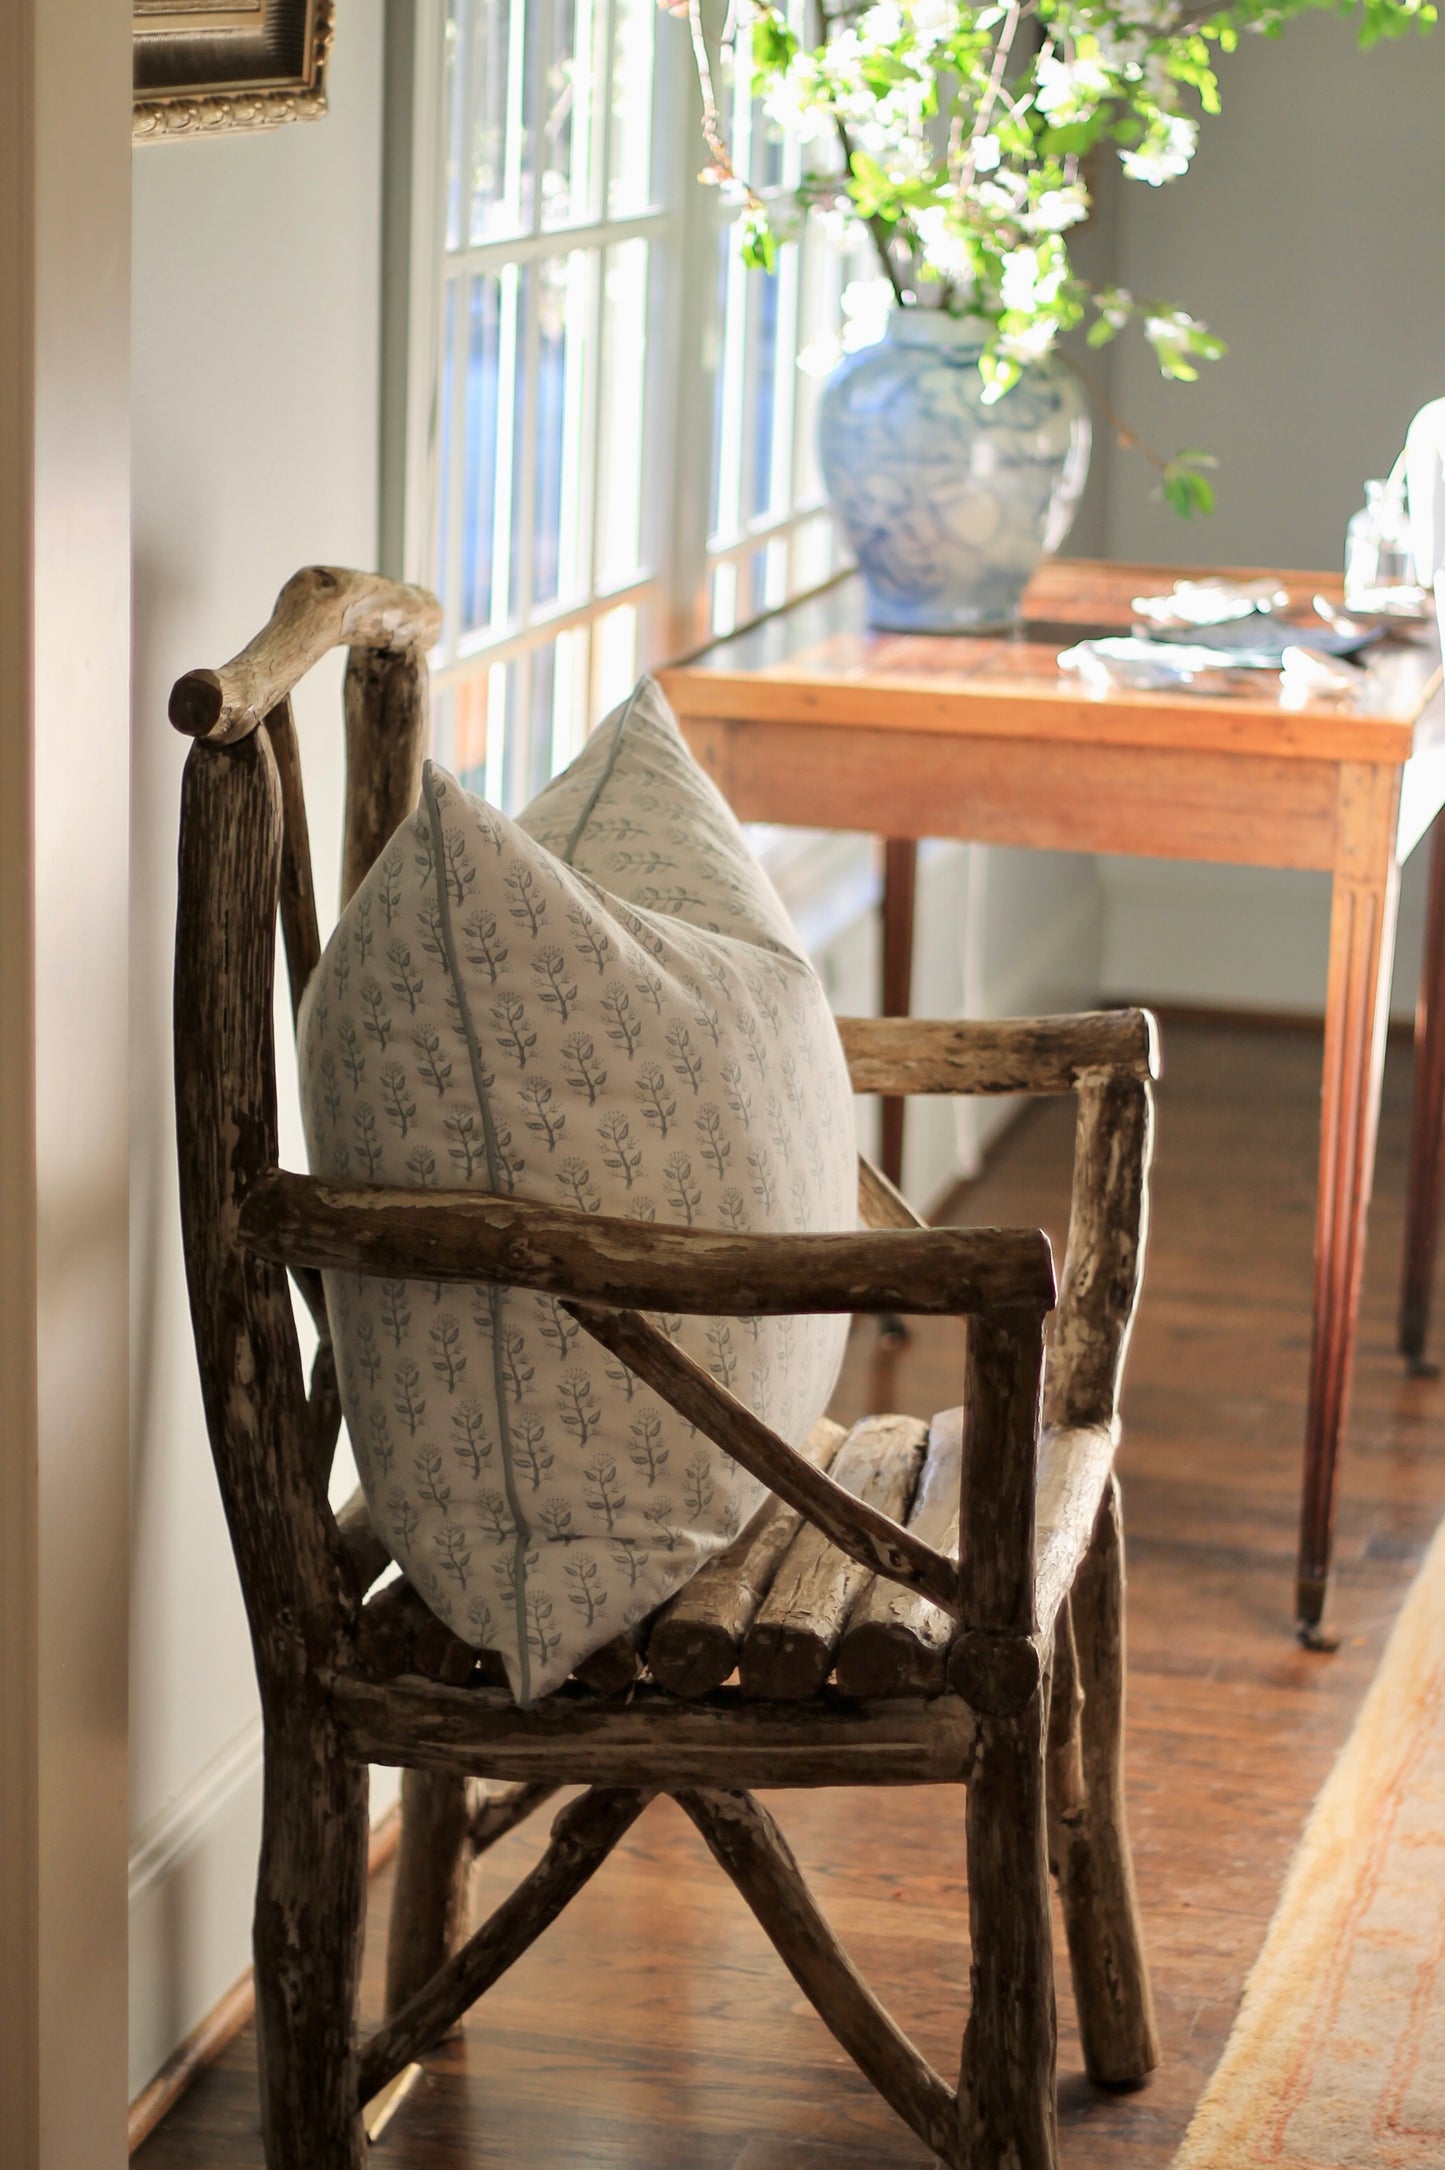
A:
[127, 1804, 402, 2154]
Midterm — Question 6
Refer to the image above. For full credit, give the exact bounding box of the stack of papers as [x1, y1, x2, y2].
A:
[1058, 579, 1380, 693]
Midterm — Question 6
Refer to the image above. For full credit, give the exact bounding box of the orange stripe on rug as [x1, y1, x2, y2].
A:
[1173, 1513, 1445, 2170]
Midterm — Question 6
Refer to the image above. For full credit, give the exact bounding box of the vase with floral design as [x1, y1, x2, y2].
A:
[818, 308, 1091, 634]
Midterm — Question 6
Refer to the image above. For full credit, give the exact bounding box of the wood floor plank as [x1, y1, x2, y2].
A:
[134, 1018, 1445, 2168]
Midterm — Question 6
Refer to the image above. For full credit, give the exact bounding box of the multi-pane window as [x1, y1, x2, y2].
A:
[705, 21, 865, 637]
[409, 0, 860, 810]
[425, 0, 677, 811]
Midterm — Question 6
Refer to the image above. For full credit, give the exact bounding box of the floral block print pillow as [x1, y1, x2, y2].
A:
[299, 676, 857, 1701]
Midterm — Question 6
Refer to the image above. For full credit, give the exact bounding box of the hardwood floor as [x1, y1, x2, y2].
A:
[135, 1017, 1445, 2169]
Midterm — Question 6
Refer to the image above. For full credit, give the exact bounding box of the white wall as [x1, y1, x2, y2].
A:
[129, 7, 385, 2099]
[1093, 14, 1445, 1017]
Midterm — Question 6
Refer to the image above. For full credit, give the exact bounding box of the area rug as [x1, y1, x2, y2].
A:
[1173, 1513, 1445, 2169]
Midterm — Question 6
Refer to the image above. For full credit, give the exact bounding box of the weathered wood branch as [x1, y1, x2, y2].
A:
[307, 1332, 343, 1486]
[1048, 1072, 1154, 1432]
[261, 693, 335, 1359]
[331, 1672, 979, 1789]
[962, 1311, 1046, 1638]
[836, 1409, 961, 1700]
[572, 1627, 645, 1695]
[740, 1416, 927, 1701]
[335, 1486, 392, 1601]
[1051, 1477, 1159, 2087]
[838, 1011, 1159, 1098]
[567, 1305, 961, 1614]
[341, 643, 429, 907]
[384, 1770, 475, 2022]
[647, 1418, 847, 1697]
[173, 734, 352, 1672]
[676, 1789, 959, 2162]
[356, 1788, 650, 2104]
[1034, 1420, 1117, 1642]
[947, 1309, 1047, 1717]
[469, 1782, 559, 1857]
[238, 1171, 1057, 1318]
[262, 696, 323, 1026]
[957, 1696, 1058, 2170]
[254, 1701, 370, 2169]
[169, 566, 441, 745]
[857, 1152, 927, 1232]
[353, 1576, 502, 1688]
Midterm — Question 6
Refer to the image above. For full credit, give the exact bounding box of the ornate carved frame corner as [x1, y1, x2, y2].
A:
[132, 0, 334, 143]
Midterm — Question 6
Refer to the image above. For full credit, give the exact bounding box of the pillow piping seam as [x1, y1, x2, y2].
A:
[421, 765, 534, 1706]
[557, 681, 642, 865]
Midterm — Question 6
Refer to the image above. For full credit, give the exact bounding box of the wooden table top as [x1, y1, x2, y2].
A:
[658, 560, 1442, 769]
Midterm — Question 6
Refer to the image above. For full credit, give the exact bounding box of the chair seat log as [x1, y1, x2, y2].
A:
[170, 566, 1159, 2170]
[740, 1415, 928, 1700]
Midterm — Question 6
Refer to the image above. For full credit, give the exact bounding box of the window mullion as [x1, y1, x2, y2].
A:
[487, 265, 519, 638]
[581, 0, 617, 688]
[502, 0, 528, 226]
[443, 270, 470, 656]
[654, 49, 717, 659]
[446, 206, 664, 275]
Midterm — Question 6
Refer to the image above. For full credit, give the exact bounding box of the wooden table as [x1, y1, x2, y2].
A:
[658, 558, 1445, 1640]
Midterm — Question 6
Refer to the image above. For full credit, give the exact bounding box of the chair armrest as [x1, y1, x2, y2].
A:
[837, 1010, 1159, 1098]
[237, 1170, 1055, 1319]
[169, 566, 441, 746]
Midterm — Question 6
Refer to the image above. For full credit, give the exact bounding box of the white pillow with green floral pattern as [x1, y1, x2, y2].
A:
[299, 676, 856, 1701]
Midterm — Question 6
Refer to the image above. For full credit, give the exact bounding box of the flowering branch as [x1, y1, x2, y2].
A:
[678, 0, 1436, 511]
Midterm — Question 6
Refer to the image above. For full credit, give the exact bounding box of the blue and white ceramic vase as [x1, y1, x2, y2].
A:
[817, 308, 1091, 633]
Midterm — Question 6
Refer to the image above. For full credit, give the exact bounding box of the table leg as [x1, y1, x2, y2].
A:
[1398, 812, 1445, 1370]
[880, 838, 918, 1190]
[1297, 763, 1402, 1643]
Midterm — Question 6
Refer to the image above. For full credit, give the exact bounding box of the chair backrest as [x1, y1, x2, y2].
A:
[171, 568, 442, 1685]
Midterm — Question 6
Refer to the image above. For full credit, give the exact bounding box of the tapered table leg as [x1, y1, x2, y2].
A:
[1298, 761, 1402, 1642]
[1399, 813, 1445, 1369]
[880, 838, 917, 1190]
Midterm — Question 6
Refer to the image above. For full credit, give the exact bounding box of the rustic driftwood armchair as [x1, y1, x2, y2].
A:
[171, 567, 1159, 2170]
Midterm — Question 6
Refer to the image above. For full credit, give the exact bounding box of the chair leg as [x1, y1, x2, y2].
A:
[957, 1689, 1058, 2170]
[253, 1704, 370, 2170]
[1049, 1478, 1158, 2089]
[385, 1768, 476, 2018]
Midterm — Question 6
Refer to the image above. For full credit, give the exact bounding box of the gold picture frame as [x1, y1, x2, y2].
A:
[133, 0, 334, 141]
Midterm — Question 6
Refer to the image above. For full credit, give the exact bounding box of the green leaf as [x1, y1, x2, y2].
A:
[1159, 457, 1218, 518]
[751, 15, 797, 70]
[739, 210, 778, 274]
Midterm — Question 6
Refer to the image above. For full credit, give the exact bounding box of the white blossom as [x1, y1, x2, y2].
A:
[860, 1, 905, 42]
[999, 316, 1059, 362]
[974, 173, 1028, 220]
[1026, 184, 1089, 233]
[841, 277, 896, 345]
[907, 0, 957, 50]
[1000, 245, 1065, 313]
[762, 60, 830, 145]
[798, 277, 894, 377]
[1144, 307, 1205, 358]
[1119, 113, 1197, 185]
[1034, 49, 1115, 120]
[916, 203, 977, 285]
